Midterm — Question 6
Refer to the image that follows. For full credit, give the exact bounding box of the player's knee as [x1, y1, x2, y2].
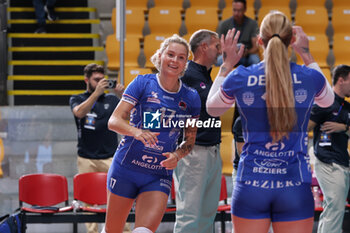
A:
[132, 227, 153, 233]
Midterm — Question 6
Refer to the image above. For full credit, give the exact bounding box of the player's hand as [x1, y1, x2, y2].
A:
[134, 129, 159, 146]
[291, 26, 310, 56]
[221, 28, 245, 68]
[114, 83, 125, 97]
[321, 121, 347, 133]
[160, 152, 179, 170]
[95, 79, 108, 96]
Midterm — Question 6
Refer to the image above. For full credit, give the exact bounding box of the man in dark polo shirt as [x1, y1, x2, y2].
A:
[173, 29, 222, 233]
[308, 64, 350, 233]
[69, 63, 125, 233]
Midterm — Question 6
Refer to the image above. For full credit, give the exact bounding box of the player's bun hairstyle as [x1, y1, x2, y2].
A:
[151, 34, 190, 77]
[260, 11, 295, 142]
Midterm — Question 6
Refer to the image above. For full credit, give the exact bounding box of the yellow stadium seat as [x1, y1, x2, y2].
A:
[211, 66, 221, 79]
[153, 0, 184, 8]
[143, 34, 172, 68]
[126, 0, 149, 8]
[123, 67, 153, 87]
[332, 6, 350, 34]
[296, 0, 326, 7]
[295, 33, 329, 68]
[111, 7, 146, 36]
[189, 0, 219, 8]
[221, 132, 234, 175]
[185, 7, 219, 35]
[333, 33, 350, 66]
[294, 6, 329, 34]
[321, 67, 332, 85]
[257, 6, 291, 25]
[221, 3, 255, 21]
[333, 0, 350, 7]
[147, 7, 183, 35]
[260, 0, 291, 7]
[106, 35, 141, 71]
[220, 107, 235, 175]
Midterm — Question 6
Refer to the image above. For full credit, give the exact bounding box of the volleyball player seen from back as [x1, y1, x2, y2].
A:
[206, 11, 334, 233]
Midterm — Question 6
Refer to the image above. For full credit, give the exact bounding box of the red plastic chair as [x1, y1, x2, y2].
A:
[19, 173, 72, 213]
[217, 175, 231, 212]
[73, 172, 107, 213]
[217, 175, 231, 233]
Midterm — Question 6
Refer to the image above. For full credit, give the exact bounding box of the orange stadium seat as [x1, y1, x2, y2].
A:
[294, 6, 329, 34]
[333, 33, 350, 66]
[321, 67, 332, 85]
[189, 0, 219, 8]
[153, 0, 184, 9]
[260, 0, 291, 8]
[257, 6, 291, 25]
[295, 33, 329, 68]
[126, 0, 149, 8]
[220, 107, 235, 175]
[111, 7, 146, 37]
[147, 7, 183, 35]
[332, 6, 350, 34]
[143, 34, 171, 68]
[332, 0, 350, 7]
[296, 0, 326, 7]
[106, 34, 141, 70]
[123, 67, 153, 87]
[185, 7, 219, 36]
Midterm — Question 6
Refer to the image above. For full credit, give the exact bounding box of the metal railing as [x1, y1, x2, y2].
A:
[0, 0, 8, 105]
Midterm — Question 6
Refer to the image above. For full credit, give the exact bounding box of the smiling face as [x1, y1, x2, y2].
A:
[159, 42, 188, 78]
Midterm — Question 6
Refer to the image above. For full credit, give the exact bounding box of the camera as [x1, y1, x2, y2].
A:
[107, 79, 117, 89]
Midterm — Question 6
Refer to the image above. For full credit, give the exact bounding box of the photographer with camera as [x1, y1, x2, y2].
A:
[69, 63, 125, 233]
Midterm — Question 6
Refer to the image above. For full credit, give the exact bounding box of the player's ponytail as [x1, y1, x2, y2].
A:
[260, 11, 296, 142]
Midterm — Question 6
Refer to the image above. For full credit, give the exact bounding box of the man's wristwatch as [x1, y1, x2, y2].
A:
[345, 124, 349, 132]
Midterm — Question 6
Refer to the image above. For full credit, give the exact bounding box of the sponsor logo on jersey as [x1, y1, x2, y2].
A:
[178, 101, 187, 111]
[252, 158, 288, 175]
[295, 89, 307, 103]
[242, 92, 254, 106]
[163, 95, 174, 101]
[142, 154, 158, 163]
[265, 142, 285, 151]
[244, 180, 302, 189]
[147, 91, 161, 104]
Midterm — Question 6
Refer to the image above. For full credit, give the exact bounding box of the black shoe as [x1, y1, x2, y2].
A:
[45, 6, 58, 21]
[34, 26, 46, 33]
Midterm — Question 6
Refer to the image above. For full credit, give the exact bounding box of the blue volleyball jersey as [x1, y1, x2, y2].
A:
[221, 62, 327, 187]
[113, 74, 201, 176]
